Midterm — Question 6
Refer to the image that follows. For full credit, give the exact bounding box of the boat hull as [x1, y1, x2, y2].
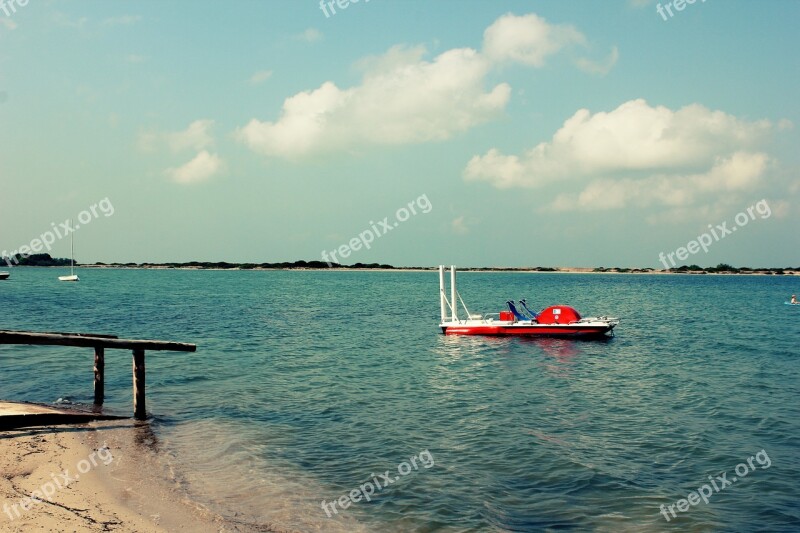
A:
[0, 273, 9, 280]
[441, 321, 616, 338]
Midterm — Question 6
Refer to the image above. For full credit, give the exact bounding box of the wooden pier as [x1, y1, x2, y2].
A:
[0, 330, 196, 421]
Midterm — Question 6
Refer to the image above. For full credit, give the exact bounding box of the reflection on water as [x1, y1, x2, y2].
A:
[434, 333, 514, 359]
[134, 420, 161, 452]
[435, 334, 612, 379]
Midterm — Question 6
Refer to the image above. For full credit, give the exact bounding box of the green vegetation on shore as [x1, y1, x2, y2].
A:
[3, 253, 72, 267]
[92, 259, 396, 270]
[4, 254, 798, 274]
[593, 263, 796, 275]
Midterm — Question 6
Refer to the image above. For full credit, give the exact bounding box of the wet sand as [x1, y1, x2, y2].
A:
[0, 419, 266, 532]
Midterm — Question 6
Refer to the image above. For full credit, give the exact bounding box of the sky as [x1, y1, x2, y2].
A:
[0, 0, 798, 268]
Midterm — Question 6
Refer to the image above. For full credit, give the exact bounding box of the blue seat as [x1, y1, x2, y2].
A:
[506, 301, 529, 322]
[519, 299, 539, 321]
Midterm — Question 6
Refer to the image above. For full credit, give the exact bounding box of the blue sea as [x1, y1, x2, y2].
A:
[1, 268, 798, 532]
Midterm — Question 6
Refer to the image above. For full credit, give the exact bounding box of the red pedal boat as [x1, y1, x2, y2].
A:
[438, 265, 618, 338]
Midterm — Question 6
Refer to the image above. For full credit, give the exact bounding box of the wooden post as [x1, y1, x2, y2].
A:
[1, 330, 195, 421]
[132, 349, 146, 420]
[93, 347, 104, 405]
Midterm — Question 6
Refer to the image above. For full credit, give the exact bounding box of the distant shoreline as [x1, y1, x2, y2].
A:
[4, 254, 798, 275]
[8, 264, 799, 276]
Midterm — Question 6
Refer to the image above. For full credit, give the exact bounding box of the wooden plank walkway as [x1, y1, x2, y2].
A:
[0, 401, 127, 431]
[1, 330, 196, 421]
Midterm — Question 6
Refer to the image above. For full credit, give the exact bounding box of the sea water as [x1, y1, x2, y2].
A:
[1, 268, 798, 532]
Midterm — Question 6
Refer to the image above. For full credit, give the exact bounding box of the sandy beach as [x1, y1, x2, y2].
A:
[0, 419, 255, 533]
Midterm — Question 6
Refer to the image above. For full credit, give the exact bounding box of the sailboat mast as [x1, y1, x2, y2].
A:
[58, 219, 79, 281]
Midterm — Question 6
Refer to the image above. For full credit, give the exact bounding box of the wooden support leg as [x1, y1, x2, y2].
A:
[133, 349, 146, 420]
[93, 347, 105, 405]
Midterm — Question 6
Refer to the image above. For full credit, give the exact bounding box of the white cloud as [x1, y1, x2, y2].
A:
[0, 18, 17, 31]
[549, 152, 769, 212]
[51, 12, 88, 29]
[463, 149, 530, 190]
[771, 200, 790, 218]
[482, 13, 586, 67]
[466, 99, 776, 213]
[451, 216, 470, 235]
[354, 44, 427, 75]
[297, 28, 322, 43]
[250, 70, 273, 85]
[140, 119, 215, 153]
[126, 54, 146, 63]
[467, 100, 771, 187]
[139, 121, 221, 183]
[575, 46, 619, 76]
[237, 12, 614, 159]
[237, 46, 510, 157]
[168, 120, 215, 152]
[166, 151, 223, 184]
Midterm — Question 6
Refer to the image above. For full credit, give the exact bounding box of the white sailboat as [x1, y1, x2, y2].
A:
[58, 220, 79, 282]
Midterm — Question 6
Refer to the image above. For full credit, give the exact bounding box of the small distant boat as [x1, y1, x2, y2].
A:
[58, 220, 79, 282]
[438, 265, 618, 338]
[0, 271, 9, 280]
